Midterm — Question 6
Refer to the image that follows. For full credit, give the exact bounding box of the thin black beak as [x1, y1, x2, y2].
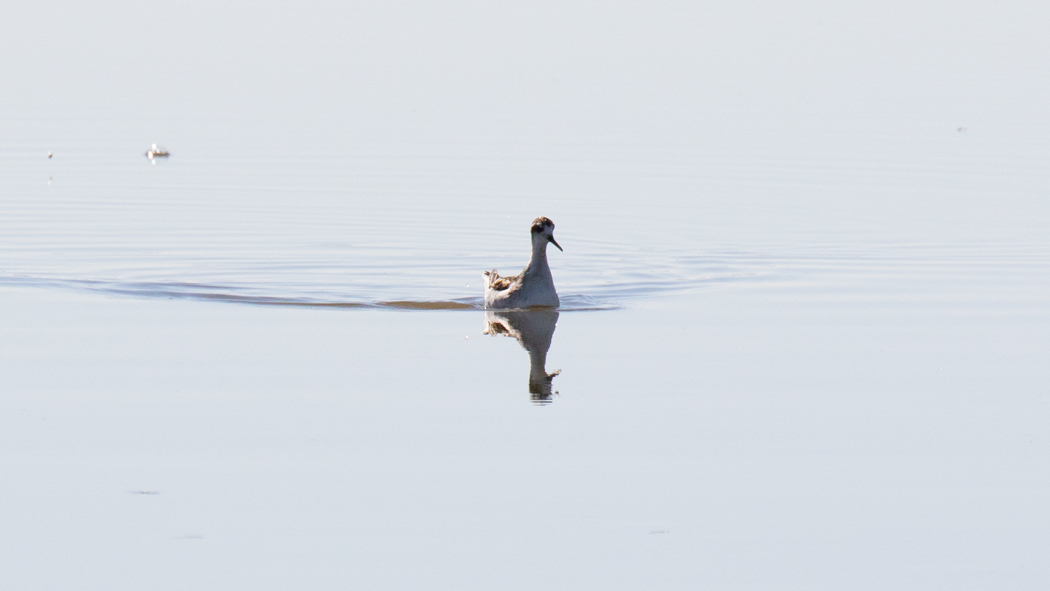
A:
[548, 235, 563, 251]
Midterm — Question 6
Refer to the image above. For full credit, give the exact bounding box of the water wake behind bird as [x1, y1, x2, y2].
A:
[0, 230, 1037, 312]
[0, 274, 622, 311]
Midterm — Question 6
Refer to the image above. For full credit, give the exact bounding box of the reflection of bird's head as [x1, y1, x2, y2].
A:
[530, 217, 562, 252]
[529, 369, 561, 404]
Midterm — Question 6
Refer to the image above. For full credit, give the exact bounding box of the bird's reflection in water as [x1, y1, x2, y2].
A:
[484, 310, 561, 404]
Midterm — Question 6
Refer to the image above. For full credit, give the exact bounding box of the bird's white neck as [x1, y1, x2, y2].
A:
[526, 234, 551, 273]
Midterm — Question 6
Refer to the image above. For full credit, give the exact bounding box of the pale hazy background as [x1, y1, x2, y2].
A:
[4, 1, 1049, 148]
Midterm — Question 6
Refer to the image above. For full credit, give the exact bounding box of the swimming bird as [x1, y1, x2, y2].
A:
[484, 217, 562, 309]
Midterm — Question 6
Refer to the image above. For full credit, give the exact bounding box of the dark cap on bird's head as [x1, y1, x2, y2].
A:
[530, 217, 554, 233]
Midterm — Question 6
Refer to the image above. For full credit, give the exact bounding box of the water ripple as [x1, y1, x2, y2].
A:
[1, 242, 1044, 311]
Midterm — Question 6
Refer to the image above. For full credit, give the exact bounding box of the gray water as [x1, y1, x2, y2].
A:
[2, 2, 1050, 589]
[2, 124, 1046, 310]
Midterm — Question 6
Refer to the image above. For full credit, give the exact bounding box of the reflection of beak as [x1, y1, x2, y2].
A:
[549, 235, 563, 251]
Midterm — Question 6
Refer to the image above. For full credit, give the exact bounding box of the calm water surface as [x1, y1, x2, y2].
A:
[3, 1, 1050, 587]
[1, 122, 1048, 590]
[1, 124, 1046, 311]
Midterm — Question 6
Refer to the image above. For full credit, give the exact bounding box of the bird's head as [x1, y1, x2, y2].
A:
[530, 217, 562, 251]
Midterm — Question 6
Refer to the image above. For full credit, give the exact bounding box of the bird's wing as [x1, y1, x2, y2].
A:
[485, 269, 517, 292]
